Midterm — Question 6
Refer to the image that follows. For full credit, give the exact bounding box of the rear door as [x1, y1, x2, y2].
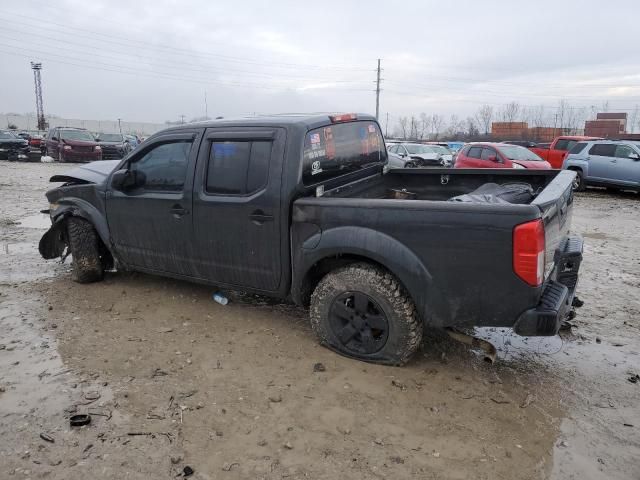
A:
[587, 143, 616, 180]
[190, 127, 285, 291]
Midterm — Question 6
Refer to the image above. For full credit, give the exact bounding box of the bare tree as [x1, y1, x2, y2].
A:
[465, 117, 479, 138]
[500, 101, 521, 123]
[409, 116, 419, 140]
[475, 105, 493, 135]
[529, 105, 547, 129]
[430, 114, 444, 140]
[398, 117, 409, 139]
[628, 105, 639, 133]
[419, 113, 430, 140]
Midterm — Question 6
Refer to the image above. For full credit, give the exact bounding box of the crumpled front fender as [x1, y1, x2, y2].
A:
[39, 216, 67, 259]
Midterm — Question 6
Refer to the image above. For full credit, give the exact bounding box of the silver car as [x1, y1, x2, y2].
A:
[387, 143, 451, 167]
[563, 140, 640, 192]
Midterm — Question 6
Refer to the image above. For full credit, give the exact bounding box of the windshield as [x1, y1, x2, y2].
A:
[498, 145, 543, 161]
[431, 145, 451, 155]
[405, 144, 435, 154]
[97, 133, 123, 142]
[0, 131, 18, 139]
[59, 130, 95, 142]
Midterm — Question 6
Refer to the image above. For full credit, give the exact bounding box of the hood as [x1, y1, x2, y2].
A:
[410, 153, 439, 161]
[511, 160, 552, 170]
[0, 138, 28, 146]
[98, 140, 125, 146]
[62, 138, 99, 147]
[49, 160, 120, 184]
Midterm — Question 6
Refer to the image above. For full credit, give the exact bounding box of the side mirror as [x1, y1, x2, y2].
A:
[629, 152, 640, 160]
[111, 168, 143, 191]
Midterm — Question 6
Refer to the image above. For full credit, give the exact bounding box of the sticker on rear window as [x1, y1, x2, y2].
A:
[311, 160, 323, 175]
[368, 124, 376, 133]
[310, 133, 320, 144]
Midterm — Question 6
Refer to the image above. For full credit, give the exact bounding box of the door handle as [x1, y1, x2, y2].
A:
[611, 159, 617, 163]
[250, 210, 274, 225]
[170, 204, 188, 218]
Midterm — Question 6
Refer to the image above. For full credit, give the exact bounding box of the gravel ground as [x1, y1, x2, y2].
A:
[0, 160, 638, 480]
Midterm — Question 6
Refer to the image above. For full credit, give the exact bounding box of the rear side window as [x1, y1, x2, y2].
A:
[206, 141, 271, 195]
[467, 146, 482, 159]
[555, 139, 577, 151]
[589, 144, 616, 157]
[614, 144, 635, 159]
[302, 121, 386, 185]
[569, 142, 587, 155]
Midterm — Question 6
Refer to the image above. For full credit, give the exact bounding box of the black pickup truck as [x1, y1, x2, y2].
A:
[39, 113, 583, 365]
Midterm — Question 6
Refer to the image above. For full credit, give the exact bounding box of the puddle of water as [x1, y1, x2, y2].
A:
[0, 241, 34, 255]
[18, 213, 51, 229]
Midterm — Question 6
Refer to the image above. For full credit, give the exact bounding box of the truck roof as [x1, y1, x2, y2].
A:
[160, 113, 378, 134]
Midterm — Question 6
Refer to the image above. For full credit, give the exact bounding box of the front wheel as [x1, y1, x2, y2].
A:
[67, 217, 104, 283]
[571, 170, 585, 192]
[310, 263, 423, 365]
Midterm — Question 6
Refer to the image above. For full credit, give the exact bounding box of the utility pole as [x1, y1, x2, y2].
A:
[180, 114, 186, 124]
[385, 112, 390, 137]
[204, 91, 208, 119]
[30, 62, 46, 131]
[375, 59, 382, 121]
[117, 118, 122, 134]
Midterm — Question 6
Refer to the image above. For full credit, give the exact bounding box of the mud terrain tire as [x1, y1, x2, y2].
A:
[310, 263, 422, 365]
[67, 217, 104, 283]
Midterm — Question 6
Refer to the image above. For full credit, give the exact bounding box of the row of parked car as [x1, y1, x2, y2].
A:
[1, 127, 143, 162]
[386, 136, 640, 193]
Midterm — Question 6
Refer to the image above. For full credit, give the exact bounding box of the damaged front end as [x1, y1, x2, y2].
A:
[38, 211, 68, 259]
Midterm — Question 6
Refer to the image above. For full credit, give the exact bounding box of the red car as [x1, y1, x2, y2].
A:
[455, 143, 551, 170]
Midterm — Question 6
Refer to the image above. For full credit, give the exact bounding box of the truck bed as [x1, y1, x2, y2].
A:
[292, 168, 576, 330]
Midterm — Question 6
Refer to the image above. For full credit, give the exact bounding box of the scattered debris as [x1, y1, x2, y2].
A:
[171, 456, 183, 465]
[313, 362, 326, 372]
[623, 423, 634, 427]
[490, 398, 511, 404]
[337, 426, 351, 435]
[520, 394, 535, 408]
[84, 391, 101, 401]
[151, 368, 169, 378]
[183, 466, 194, 477]
[373, 438, 384, 446]
[39, 433, 55, 443]
[269, 395, 282, 403]
[390, 456, 404, 464]
[628, 374, 639, 384]
[391, 379, 407, 391]
[283, 442, 293, 450]
[179, 389, 198, 399]
[432, 451, 441, 458]
[213, 292, 229, 305]
[157, 327, 173, 333]
[596, 337, 602, 344]
[257, 439, 268, 446]
[222, 462, 239, 471]
[446, 328, 497, 363]
[70, 414, 91, 427]
[558, 440, 569, 448]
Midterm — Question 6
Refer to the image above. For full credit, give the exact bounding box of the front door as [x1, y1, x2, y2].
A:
[610, 144, 640, 186]
[105, 130, 202, 276]
[190, 127, 285, 291]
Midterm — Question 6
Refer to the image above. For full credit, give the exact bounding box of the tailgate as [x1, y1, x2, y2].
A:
[532, 170, 576, 278]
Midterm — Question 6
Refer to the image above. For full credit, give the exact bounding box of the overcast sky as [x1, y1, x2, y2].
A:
[1, 0, 640, 128]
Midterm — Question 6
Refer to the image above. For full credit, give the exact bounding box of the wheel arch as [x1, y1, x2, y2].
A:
[292, 226, 432, 315]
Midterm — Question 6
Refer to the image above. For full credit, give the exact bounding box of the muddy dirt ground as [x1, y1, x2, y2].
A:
[0, 160, 638, 480]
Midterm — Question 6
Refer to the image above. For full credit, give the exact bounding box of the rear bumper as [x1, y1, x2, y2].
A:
[513, 235, 583, 336]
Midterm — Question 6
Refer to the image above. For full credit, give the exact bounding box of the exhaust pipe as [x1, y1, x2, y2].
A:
[446, 328, 497, 364]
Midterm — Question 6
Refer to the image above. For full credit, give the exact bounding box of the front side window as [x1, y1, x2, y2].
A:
[589, 144, 616, 157]
[614, 144, 635, 159]
[480, 148, 497, 160]
[302, 121, 386, 185]
[569, 142, 588, 155]
[129, 140, 192, 192]
[206, 140, 271, 195]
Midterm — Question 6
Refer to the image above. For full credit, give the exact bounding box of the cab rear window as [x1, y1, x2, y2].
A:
[302, 121, 386, 185]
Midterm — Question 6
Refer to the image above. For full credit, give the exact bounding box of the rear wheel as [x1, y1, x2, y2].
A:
[67, 217, 104, 283]
[310, 263, 422, 365]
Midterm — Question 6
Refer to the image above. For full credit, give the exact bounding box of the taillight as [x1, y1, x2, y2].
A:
[329, 113, 357, 123]
[513, 219, 545, 286]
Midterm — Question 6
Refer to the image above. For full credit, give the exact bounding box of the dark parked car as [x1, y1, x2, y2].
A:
[43, 127, 102, 162]
[95, 132, 131, 160]
[0, 130, 30, 160]
[39, 113, 582, 365]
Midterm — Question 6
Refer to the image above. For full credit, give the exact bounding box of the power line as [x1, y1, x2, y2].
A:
[0, 13, 371, 72]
